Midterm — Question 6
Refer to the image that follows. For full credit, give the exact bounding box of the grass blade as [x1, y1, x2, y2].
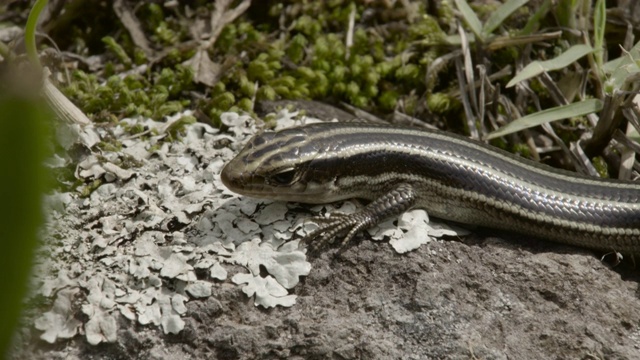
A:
[25, 0, 49, 68]
[593, 0, 606, 69]
[506, 44, 594, 87]
[485, 99, 603, 139]
[520, 0, 551, 35]
[483, 0, 529, 36]
[454, 0, 483, 40]
[603, 40, 640, 73]
[603, 41, 640, 93]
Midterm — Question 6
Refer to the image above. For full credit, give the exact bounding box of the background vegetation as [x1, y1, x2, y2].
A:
[1, 0, 640, 355]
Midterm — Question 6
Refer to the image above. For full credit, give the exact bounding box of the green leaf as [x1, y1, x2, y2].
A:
[593, 0, 606, 69]
[485, 99, 603, 140]
[603, 41, 640, 93]
[454, 0, 483, 40]
[506, 44, 594, 87]
[25, 0, 49, 68]
[628, 127, 640, 144]
[0, 97, 49, 354]
[602, 40, 640, 74]
[483, 0, 529, 36]
[555, 0, 579, 28]
[520, 0, 551, 35]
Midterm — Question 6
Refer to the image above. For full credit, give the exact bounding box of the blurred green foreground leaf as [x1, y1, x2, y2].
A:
[0, 96, 49, 356]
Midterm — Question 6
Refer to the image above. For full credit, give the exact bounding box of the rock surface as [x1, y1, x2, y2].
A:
[14, 235, 640, 359]
[11, 112, 640, 360]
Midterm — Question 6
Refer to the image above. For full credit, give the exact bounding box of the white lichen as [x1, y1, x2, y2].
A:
[32, 110, 463, 347]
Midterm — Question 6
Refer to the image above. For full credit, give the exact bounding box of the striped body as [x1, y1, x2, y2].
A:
[221, 122, 640, 253]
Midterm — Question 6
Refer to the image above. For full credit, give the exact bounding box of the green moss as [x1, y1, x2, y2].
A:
[163, 48, 185, 64]
[238, 75, 256, 97]
[128, 123, 146, 135]
[330, 65, 347, 82]
[97, 141, 122, 152]
[211, 82, 226, 96]
[147, 143, 163, 153]
[437, 0, 456, 25]
[270, 76, 296, 89]
[592, 157, 609, 178]
[62, 60, 193, 125]
[155, 66, 193, 96]
[363, 83, 379, 98]
[257, 85, 277, 100]
[296, 66, 316, 80]
[55, 0, 562, 163]
[287, 34, 308, 63]
[379, 90, 399, 111]
[313, 36, 330, 58]
[364, 70, 380, 86]
[411, 16, 447, 44]
[290, 82, 310, 98]
[403, 94, 420, 114]
[166, 115, 196, 140]
[345, 81, 360, 100]
[247, 60, 274, 82]
[528, 78, 549, 100]
[102, 36, 132, 67]
[427, 93, 454, 113]
[208, 108, 224, 125]
[494, 46, 520, 67]
[156, 101, 186, 118]
[154, 22, 179, 45]
[351, 95, 369, 108]
[237, 98, 254, 112]
[211, 92, 236, 111]
[143, 3, 165, 27]
[376, 61, 396, 78]
[120, 154, 144, 170]
[273, 85, 291, 97]
[238, 21, 265, 43]
[395, 64, 420, 83]
[79, 179, 103, 198]
[323, 34, 346, 59]
[133, 48, 148, 65]
[311, 72, 330, 97]
[512, 143, 532, 158]
[332, 82, 346, 96]
[294, 15, 322, 37]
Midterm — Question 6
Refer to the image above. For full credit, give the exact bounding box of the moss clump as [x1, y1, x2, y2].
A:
[512, 142, 532, 159]
[56, 1, 532, 128]
[166, 115, 197, 140]
[64, 65, 193, 121]
[592, 156, 609, 178]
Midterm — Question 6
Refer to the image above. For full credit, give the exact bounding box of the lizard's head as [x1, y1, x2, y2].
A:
[221, 123, 343, 203]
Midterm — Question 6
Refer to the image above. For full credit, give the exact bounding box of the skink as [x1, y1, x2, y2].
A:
[220, 122, 640, 254]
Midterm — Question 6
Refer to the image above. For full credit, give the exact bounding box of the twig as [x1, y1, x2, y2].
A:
[345, 3, 356, 60]
[458, 22, 479, 138]
[113, 0, 154, 57]
[203, 0, 251, 50]
[583, 93, 624, 157]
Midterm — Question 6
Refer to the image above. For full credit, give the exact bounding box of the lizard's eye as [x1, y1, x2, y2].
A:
[270, 168, 297, 185]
